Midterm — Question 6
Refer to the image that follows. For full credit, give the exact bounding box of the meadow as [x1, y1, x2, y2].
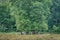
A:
[0, 33, 60, 40]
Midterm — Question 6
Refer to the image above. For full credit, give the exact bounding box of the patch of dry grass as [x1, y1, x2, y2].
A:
[0, 33, 60, 40]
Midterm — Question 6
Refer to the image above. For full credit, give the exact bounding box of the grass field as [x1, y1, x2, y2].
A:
[0, 33, 60, 40]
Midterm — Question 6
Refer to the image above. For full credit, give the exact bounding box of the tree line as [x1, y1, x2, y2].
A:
[0, 0, 60, 34]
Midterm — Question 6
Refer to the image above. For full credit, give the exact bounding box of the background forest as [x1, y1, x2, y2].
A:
[0, 0, 60, 34]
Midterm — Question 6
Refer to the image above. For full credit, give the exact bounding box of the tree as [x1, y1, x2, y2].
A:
[10, 0, 52, 34]
[0, 0, 16, 32]
[48, 0, 60, 33]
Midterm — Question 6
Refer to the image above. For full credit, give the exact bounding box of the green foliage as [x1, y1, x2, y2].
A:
[0, 0, 60, 34]
[0, 1, 16, 32]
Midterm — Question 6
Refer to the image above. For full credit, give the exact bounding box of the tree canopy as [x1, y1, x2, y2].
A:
[0, 0, 60, 34]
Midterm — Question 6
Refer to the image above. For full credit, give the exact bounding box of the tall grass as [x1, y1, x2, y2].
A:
[0, 33, 60, 40]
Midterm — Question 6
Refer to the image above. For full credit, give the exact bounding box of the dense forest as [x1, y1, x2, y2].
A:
[0, 0, 60, 34]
